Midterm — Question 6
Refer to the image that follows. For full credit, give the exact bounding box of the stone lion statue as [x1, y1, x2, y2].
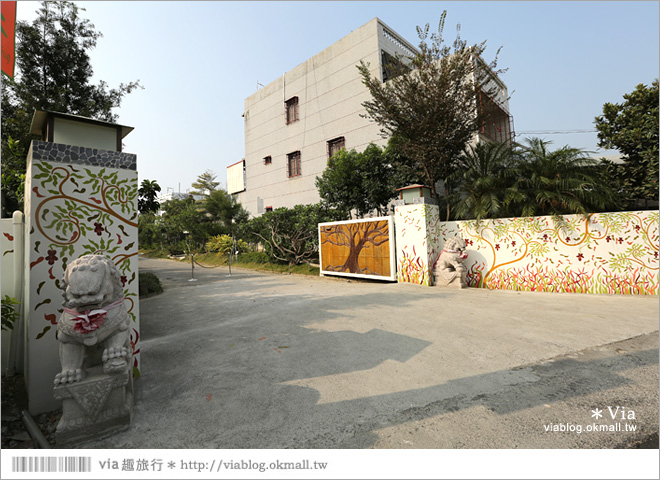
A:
[433, 236, 469, 288]
[54, 254, 131, 386]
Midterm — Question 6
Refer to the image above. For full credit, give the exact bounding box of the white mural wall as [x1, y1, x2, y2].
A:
[23, 140, 140, 414]
[395, 205, 659, 295]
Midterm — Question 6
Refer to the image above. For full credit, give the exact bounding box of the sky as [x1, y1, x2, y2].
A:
[14, 1, 660, 196]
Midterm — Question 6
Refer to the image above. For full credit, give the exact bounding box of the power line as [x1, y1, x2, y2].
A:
[516, 129, 597, 135]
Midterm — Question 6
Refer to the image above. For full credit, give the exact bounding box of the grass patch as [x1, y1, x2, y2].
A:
[194, 252, 320, 276]
[141, 249, 320, 276]
[139, 247, 171, 259]
[139, 272, 164, 296]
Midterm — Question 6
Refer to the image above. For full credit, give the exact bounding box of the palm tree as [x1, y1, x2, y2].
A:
[451, 141, 519, 220]
[137, 179, 161, 215]
[505, 138, 619, 217]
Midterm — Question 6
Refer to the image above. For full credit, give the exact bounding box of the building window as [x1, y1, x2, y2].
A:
[287, 151, 301, 177]
[285, 96, 299, 124]
[264, 155, 272, 165]
[265, 206, 273, 213]
[327, 137, 345, 160]
[478, 90, 514, 144]
[381, 50, 408, 82]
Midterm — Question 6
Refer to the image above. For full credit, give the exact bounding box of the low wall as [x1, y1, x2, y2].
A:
[1, 213, 25, 375]
[437, 211, 659, 295]
[1, 218, 16, 297]
[2, 218, 16, 373]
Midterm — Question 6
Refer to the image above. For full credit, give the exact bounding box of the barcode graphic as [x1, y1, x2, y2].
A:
[12, 456, 92, 473]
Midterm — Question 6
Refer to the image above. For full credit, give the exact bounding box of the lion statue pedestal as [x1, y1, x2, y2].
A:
[433, 236, 469, 288]
[52, 254, 133, 444]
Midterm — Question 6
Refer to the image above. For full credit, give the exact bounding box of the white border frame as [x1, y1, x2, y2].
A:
[318, 216, 397, 281]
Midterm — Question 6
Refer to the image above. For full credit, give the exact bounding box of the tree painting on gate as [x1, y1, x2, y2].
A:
[320, 219, 392, 277]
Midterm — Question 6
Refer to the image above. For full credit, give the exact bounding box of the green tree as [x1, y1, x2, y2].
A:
[315, 148, 365, 218]
[191, 169, 220, 195]
[595, 79, 659, 209]
[1, 1, 142, 216]
[159, 197, 220, 254]
[315, 144, 394, 218]
[244, 203, 344, 268]
[505, 138, 618, 217]
[0, 137, 27, 217]
[203, 189, 249, 234]
[137, 179, 161, 215]
[450, 141, 519, 220]
[358, 11, 505, 221]
[316, 141, 424, 219]
[138, 212, 163, 250]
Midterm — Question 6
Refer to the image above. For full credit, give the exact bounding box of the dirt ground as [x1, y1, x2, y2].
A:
[1, 374, 61, 448]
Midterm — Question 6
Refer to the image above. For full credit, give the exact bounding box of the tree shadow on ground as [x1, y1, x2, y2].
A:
[330, 345, 658, 448]
[77, 259, 658, 449]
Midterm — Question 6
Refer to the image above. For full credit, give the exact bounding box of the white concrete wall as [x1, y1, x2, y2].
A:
[227, 160, 245, 195]
[1, 218, 17, 298]
[2, 218, 17, 374]
[53, 117, 117, 152]
[1, 212, 25, 376]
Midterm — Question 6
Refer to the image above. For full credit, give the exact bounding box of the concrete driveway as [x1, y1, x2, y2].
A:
[80, 257, 658, 449]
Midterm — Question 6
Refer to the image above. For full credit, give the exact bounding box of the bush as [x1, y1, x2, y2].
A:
[1, 295, 20, 331]
[206, 235, 248, 255]
[139, 272, 163, 296]
[243, 203, 345, 265]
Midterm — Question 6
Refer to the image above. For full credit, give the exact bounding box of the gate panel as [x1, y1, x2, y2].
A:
[319, 216, 396, 281]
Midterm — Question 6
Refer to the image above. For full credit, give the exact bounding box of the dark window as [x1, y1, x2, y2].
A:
[287, 151, 301, 177]
[265, 206, 273, 213]
[285, 96, 299, 124]
[264, 155, 272, 165]
[478, 90, 514, 144]
[327, 137, 345, 159]
[381, 50, 408, 83]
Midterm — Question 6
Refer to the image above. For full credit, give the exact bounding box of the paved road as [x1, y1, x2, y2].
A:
[80, 257, 659, 449]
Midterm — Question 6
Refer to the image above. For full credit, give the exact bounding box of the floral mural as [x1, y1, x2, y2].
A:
[456, 211, 659, 295]
[395, 205, 659, 295]
[25, 142, 141, 394]
[395, 204, 439, 286]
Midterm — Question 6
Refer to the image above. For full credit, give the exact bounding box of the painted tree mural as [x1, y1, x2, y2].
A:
[320, 219, 391, 276]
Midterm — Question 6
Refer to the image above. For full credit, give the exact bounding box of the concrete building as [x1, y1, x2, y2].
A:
[230, 17, 512, 217]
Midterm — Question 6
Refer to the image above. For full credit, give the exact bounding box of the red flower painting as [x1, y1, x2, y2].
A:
[46, 249, 58, 265]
